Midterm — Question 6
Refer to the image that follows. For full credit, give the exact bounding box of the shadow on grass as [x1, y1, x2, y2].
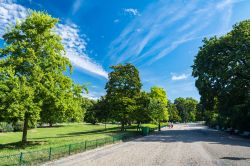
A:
[30, 126, 137, 140]
[0, 126, 138, 152]
[0, 141, 47, 150]
[37, 125, 64, 128]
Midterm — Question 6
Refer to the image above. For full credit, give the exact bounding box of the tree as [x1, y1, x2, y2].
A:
[192, 20, 250, 130]
[0, 11, 84, 143]
[94, 97, 110, 129]
[168, 101, 181, 122]
[105, 63, 141, 131]
[174, 97, 198, 122]
[148, 86, 168, 131]
[174, 97, 186, 122]
[40, 84, 86, 126]
[132, 91, 151, 129]
[84, 99, 98, 125]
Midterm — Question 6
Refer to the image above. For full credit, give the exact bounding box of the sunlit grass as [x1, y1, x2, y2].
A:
[0, 123, 138, 156]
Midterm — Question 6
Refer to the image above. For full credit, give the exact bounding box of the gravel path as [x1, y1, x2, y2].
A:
[43, 124, 250, 166]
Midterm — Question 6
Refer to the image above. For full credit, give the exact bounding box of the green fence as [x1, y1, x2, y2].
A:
[0, 132, 138, 166]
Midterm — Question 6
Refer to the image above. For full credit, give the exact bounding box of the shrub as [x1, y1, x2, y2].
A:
[0, 122, 14, 132]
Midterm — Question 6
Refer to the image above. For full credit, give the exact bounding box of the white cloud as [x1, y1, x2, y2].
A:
[0, 1, 28, 37]
[171, 73, 189, 81]
[124, 8, 140, 16]
[55, 24, 108, 78]
[82, 90, 104, 100]
[0, 0, 108, 79]
[113, 19, 119, 23]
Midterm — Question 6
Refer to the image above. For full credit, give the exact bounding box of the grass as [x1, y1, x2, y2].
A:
[141, 122, 168, 128]
[0, 123, 138, 156]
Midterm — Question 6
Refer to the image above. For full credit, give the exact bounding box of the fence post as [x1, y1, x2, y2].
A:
[19, 152, 23, 166]
[49, 147, 52, 160]
[68, 144, 71, 155]
[112, 136, 115, 143]
[96, 139, 98, 148]
[84, 141, 87, 151]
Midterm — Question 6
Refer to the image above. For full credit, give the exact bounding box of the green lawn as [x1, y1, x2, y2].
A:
[0, 123, 138, 156]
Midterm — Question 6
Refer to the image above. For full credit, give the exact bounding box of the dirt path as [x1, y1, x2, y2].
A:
[43, 124, 250, 166]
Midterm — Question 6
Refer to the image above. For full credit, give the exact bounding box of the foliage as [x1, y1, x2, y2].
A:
[105, 63, 142, 131]
[168, 102, 181, 122]
[148, 86, 168, 130]
[192, 20, 250, 131]
[0, 11, 84, 143]
[84, 99, 98, 124]
[132, 92, 151, 125]
[174, 97, 198, 122]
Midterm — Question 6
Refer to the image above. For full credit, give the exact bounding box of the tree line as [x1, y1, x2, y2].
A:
[0, 11, 208, 145]
[84, 63, 169, 131]
[192, 20, 250, 131]
[0, 11, 172, 143]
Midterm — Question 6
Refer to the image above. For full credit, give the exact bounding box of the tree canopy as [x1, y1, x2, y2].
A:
[148, 86, 168, 130]
[105, 63, 142, 131]
[192, 20, 250, 130]
[0, 11, 85, 143]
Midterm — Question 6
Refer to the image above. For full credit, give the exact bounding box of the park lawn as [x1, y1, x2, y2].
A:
[141, 122, 169, 128]
[0, 123, 138, 156]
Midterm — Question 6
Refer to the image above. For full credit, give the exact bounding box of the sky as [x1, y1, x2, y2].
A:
[0, 0, 250, 101]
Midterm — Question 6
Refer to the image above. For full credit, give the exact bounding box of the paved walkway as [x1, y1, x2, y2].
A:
[43, 124, 250, 166]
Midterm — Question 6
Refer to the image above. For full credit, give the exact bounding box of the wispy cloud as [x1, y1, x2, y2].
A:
[72, 0, 82, 15]
[124, 8, 140, 16]
[171, 73, 189, 81]
[55, 24, 108, 78]
[113, 19, 119, 23]
[107, 0, 235, 66]
[0, 0, 108, 79]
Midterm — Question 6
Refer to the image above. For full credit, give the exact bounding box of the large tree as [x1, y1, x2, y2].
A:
[192, 20, 250, 130]
[0, 11, 84, 143]
[148, 86, 168, 131]
[105, 63, 141, 131]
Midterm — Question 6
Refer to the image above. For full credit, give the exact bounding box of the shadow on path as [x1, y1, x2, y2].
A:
[134, 124, 250, 148]
[221, 157, 250, 160]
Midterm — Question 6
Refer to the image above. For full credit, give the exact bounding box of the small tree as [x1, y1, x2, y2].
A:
[148, 86, 168, 131]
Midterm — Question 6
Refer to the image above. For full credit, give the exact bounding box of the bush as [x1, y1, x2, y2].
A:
[13, 121, 24, 132]
[0, 122, 14, 132]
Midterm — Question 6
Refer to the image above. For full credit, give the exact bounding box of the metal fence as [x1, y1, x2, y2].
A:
[0, 132, 139, 166]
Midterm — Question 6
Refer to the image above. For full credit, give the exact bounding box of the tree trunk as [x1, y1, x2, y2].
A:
[49, 122, 53, 127]
[158, 121, 161, 131]
[137, 122, 141, 131]
[128, 121, 132, 126]
[105, 117, 107, 130]
[121, 122, 125, 131]
[22, 113, 29, 144]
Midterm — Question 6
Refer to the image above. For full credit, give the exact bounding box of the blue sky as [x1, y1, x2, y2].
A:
[0, 0, 250, 101]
